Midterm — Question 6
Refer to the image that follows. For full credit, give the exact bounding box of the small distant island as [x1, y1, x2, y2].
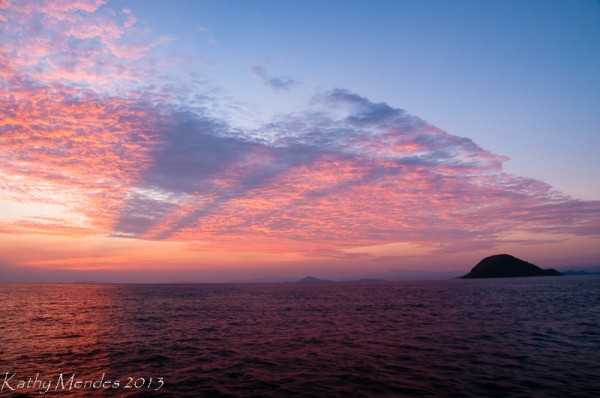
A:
[462, 254, 562, 279]
[297, 276, 331, 283]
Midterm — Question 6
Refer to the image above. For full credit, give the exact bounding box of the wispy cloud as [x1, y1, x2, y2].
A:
[251, 65, 299, 93]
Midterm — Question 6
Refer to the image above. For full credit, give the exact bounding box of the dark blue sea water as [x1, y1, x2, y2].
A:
[0, 276, 598, 397]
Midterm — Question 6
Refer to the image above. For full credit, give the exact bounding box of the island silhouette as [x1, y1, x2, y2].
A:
[297, 276, 331, 283]
[462, 254, 562, 278]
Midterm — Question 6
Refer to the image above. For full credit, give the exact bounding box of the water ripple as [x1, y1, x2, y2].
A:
[0, 277, 599, 396]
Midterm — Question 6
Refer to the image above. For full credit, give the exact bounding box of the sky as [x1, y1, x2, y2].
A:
[0, 0, 599, 282]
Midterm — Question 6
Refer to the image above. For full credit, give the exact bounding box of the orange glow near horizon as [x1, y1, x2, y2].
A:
[0, 231, 598, 282]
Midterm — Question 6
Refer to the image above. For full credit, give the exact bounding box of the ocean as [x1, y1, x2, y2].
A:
[0, 276, 598, 397]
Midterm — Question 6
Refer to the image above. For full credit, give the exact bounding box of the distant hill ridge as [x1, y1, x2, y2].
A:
[462, 254, 562, 279]
[297, 276, 331, 283]
[296, 276, 382, 283]
[562, 269, 600, 276]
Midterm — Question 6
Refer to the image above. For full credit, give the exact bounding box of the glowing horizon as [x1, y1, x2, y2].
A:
[1, 0, 599, 282]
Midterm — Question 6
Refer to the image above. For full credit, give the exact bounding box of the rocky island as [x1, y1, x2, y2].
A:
[462, 254, 562, 278]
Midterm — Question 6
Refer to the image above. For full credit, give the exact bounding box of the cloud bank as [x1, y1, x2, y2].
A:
[1, 1, 599, 262]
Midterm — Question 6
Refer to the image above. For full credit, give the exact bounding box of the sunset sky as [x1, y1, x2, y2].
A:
[1, 0, 599, 282]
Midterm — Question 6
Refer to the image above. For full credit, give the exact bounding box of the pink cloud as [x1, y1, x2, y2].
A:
[0, 0, 598, 267]
[0, 0, 165, 92]
[3, 65, 598, 258]
[0, 78, 168, 234]
[97, 90, 598, 256]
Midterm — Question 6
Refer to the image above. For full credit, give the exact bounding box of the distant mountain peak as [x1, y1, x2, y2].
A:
[462, 254, 562, 279]
[297, 276, 330, 283]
